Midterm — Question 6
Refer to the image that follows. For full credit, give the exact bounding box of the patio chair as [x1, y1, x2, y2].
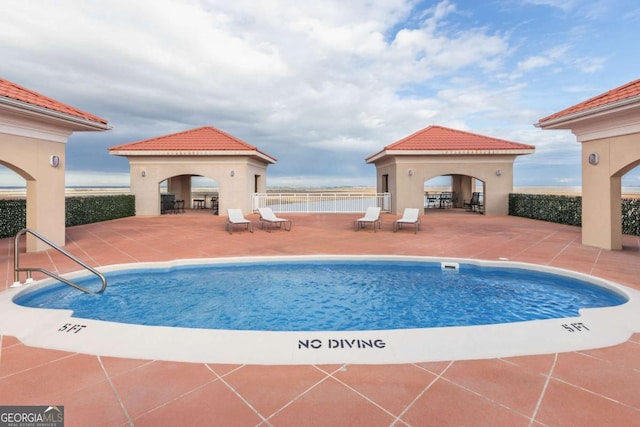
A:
[354, 207, 381, 232]
[393, 208, 421, 234]
[464, 192, 481, 212]
[226, 209, 253, 234]
[425, 192, 438, 209]
[439, 192, 453, 209]
[258, 207, 292, 232]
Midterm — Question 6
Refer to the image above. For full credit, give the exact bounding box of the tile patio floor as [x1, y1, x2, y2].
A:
[1, 209, 639, 426]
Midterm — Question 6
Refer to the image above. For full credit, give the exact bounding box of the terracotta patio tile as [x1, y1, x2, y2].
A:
[0, 341, 73, 377]
[109, 361, 218, 419]
[0, 353, 106, 404]
[1, 334, 22, 348]
[441, 358, 547, 416]
[220, 364, 330, 417]
[535, 378, 640, 426]
[330, 364, 438, 415]
[402, 377, 531, 426]
[579, 339, 640, 371]
[552, 351, 640, 409]
[205, 363, 246, 378]
[498, 353, 557, 376]
[413, 360, 453, 375]
[53, 378, 130, 427]
[132, 379, 263, 427]
[266, 376, 397, 426]
[100, 356, 155, 377]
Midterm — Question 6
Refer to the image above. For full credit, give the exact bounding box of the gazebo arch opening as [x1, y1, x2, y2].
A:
[617, 160, 640, 179]
[0, 162, 32, 183]
[423, 175, 484, 212]
[191, 176, 220, 213]
[159, 175, 222, 215]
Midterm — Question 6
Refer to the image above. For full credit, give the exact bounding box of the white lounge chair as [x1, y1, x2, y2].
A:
[226, 209, 253, 234]
[354, 206, 381, 232]
[393, 208, 421, 234]
[258, 207, 291, 232]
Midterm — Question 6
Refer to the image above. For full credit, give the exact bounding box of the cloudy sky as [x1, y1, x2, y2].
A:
[1, 0, 639, 188]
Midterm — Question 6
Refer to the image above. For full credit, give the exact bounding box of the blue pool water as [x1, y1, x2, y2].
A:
[15, 260, 627, 331]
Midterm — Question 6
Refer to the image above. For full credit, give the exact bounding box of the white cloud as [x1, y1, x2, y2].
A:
[520, 0, 577, 11]
[517, 44, 569, 72]
[1, 0, 637, 188]
[518, 56, 553, 71]
[573, 56, 606, 73]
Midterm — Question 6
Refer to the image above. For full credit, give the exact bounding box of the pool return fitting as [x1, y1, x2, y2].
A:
[12, 228, 107, 294]
[440, 262, 460, 271]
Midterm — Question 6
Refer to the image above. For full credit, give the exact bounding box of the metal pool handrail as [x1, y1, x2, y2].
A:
[13, 228, 107, 294]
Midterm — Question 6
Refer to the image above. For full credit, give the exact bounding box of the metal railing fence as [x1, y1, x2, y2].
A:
[252, 193, 391, 213]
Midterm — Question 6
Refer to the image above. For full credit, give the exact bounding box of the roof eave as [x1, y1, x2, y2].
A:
[109, 149, 277, 163]
[0, 96, 111, 131]
[537, 95, 640, 129]
[365, 150, 384, 163]
[367, 148, 535, 162]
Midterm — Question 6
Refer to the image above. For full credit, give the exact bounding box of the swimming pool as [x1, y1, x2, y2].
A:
[2, 255, 640, 364]
[14, 259, 627, 331]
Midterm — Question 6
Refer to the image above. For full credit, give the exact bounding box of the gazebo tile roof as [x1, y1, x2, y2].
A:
[0, 77, 108, 125]
[538, 78, 640, 123]
[381, 125, 534, 152]
[109, 126, 277, 161]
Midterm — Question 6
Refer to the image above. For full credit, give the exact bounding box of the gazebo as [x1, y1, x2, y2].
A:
[537, 78, 640, 250]
[0, 78, 110, 251]
[109, 126, 277, 216]
[366, 125, 535, 215]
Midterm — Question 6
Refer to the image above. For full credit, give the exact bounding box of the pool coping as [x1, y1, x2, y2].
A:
[2, 255, 640, 365]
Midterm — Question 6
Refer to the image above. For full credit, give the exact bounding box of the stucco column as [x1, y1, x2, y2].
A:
[168, 175, 191, 206]
[218, 164, 251, 214]
[451, 175, 463, 208]
[395, 166, 424, 215]
[24, 143, 66, 252]
[130, 164, 161, 216]
[483, 163, 514, 216]
[457, 175, 473, 209]
[25, 161, 66, 251]
[581, 141, 621, 250]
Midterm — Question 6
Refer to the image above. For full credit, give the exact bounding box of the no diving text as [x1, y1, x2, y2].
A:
[298, 338, 386, 350]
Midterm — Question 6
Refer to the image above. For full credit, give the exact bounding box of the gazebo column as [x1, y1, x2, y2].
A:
[451, 175, 466, 208]
[581, 141, 622, 250]
[167, 175, 192, 207]
[25, 171, 65, 252]
[457, 175, 473, 209]
[23, 139, 66, 252]
[130, 163, 161, 215]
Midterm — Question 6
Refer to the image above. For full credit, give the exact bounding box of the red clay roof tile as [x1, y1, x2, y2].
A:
[366, 125, 534, 162]
[382, 125, 534, 152]
[109, 126, 277, 162]
[539, 78, 640, 123]
[0, 77, 108, 125]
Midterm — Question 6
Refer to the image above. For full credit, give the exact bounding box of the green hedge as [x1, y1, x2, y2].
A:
[509, 193, 640, 236]
[65, 195, 135, 227]
[0, 195, 135, 239]
[622, 198, 640, 236]
[509, 194, 582, 226]
[0, 199, 27, 239]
